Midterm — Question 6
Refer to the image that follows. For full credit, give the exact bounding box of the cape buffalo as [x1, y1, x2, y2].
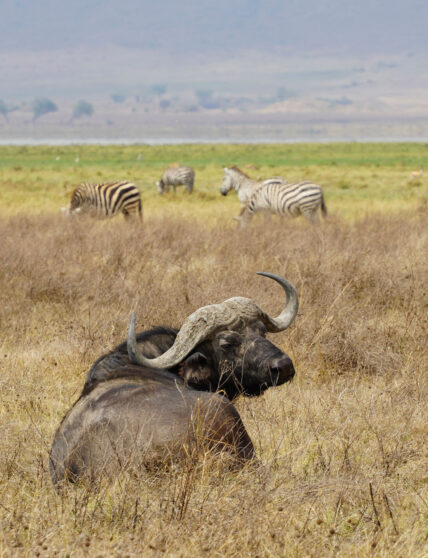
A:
[86, 272, 298, 400]
[50, 366, 254, 485]
[50, 272, 298, 485]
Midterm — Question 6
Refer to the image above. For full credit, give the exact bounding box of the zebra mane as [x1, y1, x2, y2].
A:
[228, 166, 251, 178]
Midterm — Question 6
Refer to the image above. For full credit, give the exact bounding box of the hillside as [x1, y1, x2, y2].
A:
[1, 1, 427, 140]
[1, 0, 427, 55]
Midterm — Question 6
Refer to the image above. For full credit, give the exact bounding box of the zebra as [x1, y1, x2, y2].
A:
[62, 181, 142, 220]
[157, 166, 195, 194]
[238, 180, 327, 226]
[220, 166, 286, 218]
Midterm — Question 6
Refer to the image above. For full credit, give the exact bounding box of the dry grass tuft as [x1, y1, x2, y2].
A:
[0, 210, 427, 556]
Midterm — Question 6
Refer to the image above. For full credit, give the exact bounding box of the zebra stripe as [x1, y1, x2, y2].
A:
[221, 166, 288, 220]
[243, 180, 327, 225]
[157, 166, 195, 194]
[67, 181, 142, 219]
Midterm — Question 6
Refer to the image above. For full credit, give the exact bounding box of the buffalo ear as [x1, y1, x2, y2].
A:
[183, 352, 208, 368]
[180, 352, 213, 389]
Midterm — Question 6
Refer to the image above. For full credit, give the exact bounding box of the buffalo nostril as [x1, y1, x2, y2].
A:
[270, 356, 295, 383]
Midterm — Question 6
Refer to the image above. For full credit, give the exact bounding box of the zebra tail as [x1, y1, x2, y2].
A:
[320, 193, 327, 218]
[138, 199, 143, 221]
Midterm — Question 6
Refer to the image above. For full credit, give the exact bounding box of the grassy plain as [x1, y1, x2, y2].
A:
[0, 143, 427, 557]
[0, 142, 427, 220]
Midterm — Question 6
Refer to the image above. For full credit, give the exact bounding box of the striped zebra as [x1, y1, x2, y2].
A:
[239, 180, 327, 226]
[63, 180, 142, 220]
[221, 166, 261, 204]
[157, 166, 195, 194]
[221, 166, 285, 217]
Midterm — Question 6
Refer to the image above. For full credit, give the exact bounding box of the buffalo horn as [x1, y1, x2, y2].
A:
[127, 272, 299, 369]
[255, 272, 299, 332]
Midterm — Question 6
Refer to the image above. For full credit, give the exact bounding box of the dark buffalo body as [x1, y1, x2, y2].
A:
[50, 325, 294, 485]
[50, 365, 255, 485]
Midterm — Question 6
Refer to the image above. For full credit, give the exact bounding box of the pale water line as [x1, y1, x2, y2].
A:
[1, 137, 428, 146]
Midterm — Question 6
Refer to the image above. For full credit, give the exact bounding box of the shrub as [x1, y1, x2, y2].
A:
[151, 84, 167, 97]
[32, 98, 58, 121]
[72, 100, 94, 120]
[111, 94, 126, 103]
[0, 99, 8, 120]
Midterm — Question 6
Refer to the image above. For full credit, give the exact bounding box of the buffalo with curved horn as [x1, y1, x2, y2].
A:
[84, 272, 298, 399]
[50, 272, 298, 484]
[84, 272, 298, 400]
[127, 271, 298, 375]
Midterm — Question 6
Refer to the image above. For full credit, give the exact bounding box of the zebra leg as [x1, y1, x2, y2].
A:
[303, 209, 320, 225]
[320, 193, 328, 218]
[123, 208, 142, 221]
[235, 207, 253, 228]
[233, 205, 250, 225]
[233, 215, 247, 228]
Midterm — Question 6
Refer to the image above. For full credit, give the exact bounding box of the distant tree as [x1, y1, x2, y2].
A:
[151, 84, 166, 97]
[32, 98, 58, 121]
[0, 99, 18, 121]
[196, 89, 213, 106]
[159, 99, 171, 111]
[334, 96, 353, 106]
[317, 96, 353, 108]
[277, 87, 296, 101]
[72, 100, 94, 120]
[0, 99, 8, 120]
[195, 90, 220, 109]
[111, 94, 126, 103]
[184, 104, 199, 113]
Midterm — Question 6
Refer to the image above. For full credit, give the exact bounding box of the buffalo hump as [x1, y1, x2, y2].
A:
[50, 366, 254, 485]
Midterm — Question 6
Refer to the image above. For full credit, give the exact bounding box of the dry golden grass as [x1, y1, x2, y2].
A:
[0, 209, 427, 557]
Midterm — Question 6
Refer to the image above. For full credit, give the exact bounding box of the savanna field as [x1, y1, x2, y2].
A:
[0, 143, 427, 557]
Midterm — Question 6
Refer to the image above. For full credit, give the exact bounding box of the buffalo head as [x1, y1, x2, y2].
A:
[128, 272, 298, 399]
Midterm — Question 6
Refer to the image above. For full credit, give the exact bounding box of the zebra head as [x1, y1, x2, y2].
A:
[127, 272, 299, 370]
[221, 166, 250, 196]
[220, 167, 238, 195]
[61, 205, 83, 217]
[156, 180, 165, 195]
[60, 204, 74, 217]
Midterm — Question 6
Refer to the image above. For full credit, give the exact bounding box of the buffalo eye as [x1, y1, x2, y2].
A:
[217, 332, 240, 350]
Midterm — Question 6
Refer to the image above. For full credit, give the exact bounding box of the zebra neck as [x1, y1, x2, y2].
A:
[235, 177, 258, 191]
